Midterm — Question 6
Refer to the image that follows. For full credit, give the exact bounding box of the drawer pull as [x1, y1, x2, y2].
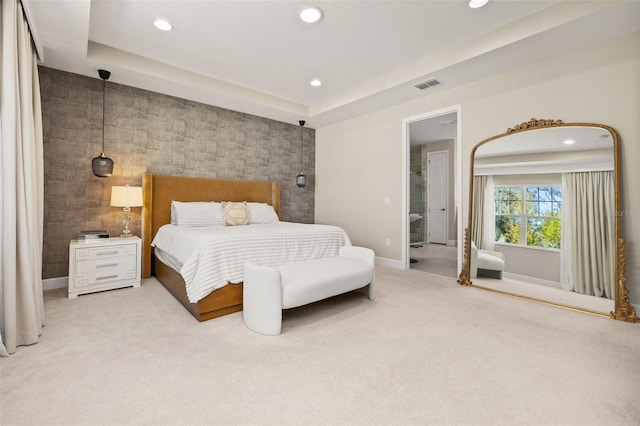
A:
[96, 250, 119, 256]
[96, 263, 118, 268]
[96, 275, 118, 281]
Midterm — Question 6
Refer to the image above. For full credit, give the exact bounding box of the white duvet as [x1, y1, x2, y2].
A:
[151, 222, 352, 302]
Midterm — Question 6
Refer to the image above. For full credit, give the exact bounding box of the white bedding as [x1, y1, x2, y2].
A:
[151, 222, 352, 302]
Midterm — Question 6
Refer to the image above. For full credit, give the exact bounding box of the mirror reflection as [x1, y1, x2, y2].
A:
[470, 124, 618, 314]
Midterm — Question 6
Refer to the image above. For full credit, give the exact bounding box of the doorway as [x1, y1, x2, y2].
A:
[403, 107, 462, 278]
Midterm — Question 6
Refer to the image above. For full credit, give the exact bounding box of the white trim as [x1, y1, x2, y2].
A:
[375, 257, 404, 270]
[494, 241, 560, 254]
[474, 157, 613, 175]
[447, 239, 457, 246]
[43, 276, 68, 291]
[402, 105, 462, 274]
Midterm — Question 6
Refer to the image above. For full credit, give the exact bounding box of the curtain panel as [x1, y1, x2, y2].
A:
[481, 176, 495, 251]
[471, 175, 486, 250]
[560, 171, 615, 299]
[1, 0, 45, 355]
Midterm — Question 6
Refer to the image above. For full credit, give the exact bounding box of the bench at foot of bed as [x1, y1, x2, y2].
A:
[242, 246, 375, 335]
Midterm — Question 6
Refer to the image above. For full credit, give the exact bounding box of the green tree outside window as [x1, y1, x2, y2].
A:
[494, 186, 561, 249]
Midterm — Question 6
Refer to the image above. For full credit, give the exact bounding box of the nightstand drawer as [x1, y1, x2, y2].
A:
[74, 244, 137, 261]
[74, 256, 137, 287]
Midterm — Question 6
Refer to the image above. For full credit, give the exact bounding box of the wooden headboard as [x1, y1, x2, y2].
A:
[141, 173, 281, 278]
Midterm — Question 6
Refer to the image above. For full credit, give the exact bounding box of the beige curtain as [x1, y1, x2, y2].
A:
[471, 175, 486, 249]
[482, 175, 495, 251]
[561, 171, 615, 299]
[1, 0, 45, 355]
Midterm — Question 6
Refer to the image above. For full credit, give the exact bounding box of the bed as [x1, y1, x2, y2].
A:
[141, 173, 350, 321]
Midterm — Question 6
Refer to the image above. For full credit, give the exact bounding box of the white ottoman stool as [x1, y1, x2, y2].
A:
[243, 246, 375, 335]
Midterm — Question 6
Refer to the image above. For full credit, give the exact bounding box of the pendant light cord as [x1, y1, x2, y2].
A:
[102, 77, 106, 154]
[92, 69, 114, 177]
[299, 120, 305, 173]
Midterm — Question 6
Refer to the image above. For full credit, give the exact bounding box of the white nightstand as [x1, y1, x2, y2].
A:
[68, 236, 141, 299]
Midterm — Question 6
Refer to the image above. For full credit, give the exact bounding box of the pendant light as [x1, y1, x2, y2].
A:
[92, 69, 114, 177]
[296, 120, 307, 188]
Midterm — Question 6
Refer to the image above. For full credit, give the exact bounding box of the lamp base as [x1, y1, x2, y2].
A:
[120, 208, 133, 238]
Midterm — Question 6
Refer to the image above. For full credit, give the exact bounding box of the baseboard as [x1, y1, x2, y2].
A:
[447, 240, 457, 246]
[43, 276, 68, 291]
[375, 257, 404, 269]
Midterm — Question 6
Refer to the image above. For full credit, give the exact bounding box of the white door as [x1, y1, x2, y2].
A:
[427, 151, 448, 244]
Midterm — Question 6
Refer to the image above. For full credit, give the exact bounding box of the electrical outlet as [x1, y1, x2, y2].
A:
[385, 238, 391, 246]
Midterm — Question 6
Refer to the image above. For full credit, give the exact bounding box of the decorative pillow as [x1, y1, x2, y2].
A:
[247, 202, 279, 224]
[170, 201, 224, 227]
[222, 201, 249, 226]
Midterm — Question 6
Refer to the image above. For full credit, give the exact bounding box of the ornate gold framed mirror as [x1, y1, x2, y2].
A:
[458, 118, 637, 322]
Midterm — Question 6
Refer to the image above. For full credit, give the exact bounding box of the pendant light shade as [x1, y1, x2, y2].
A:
[296, 173, 307, 188]
[296, 120, 307, 188]
[92, 154, 114, 177]
[92, 69, 114, 177]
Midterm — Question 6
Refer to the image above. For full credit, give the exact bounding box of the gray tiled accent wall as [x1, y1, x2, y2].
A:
[40, 67, 315, 279]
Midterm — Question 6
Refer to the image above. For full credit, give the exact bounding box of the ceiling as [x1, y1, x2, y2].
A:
[23, 1, 640, 129]
[409, 112, 458, 147]
[473, 125, 615, 175]
[475, 125, 614, 158]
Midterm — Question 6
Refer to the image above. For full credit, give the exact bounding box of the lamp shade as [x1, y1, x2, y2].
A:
[110, 186, 143, 208]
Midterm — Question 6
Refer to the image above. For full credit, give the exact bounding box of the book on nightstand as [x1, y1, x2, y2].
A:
[77, 230, 110, 240]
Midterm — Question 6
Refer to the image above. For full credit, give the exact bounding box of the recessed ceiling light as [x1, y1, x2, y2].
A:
[469, 0, 489, 8]
[310, 79, 322, 87]
[563, 139, 576, 145]
[154, 19, 173, 31]
[300, 6, 323, 23]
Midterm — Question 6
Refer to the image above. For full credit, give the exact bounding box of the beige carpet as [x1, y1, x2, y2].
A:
[410, 243, 457, 278]
[2, 267, 639, 426]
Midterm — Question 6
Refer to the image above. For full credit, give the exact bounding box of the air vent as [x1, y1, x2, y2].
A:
[414, 78, 441, 90]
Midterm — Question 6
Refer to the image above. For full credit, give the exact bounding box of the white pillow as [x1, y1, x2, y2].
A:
[247, 202, 279, 224]
[170, 201, 224, 227]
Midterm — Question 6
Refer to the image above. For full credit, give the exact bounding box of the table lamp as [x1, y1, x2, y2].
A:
[110, 185, 143, 237]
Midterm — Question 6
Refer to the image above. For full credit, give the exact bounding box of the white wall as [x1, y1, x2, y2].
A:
[494, 244, 561, 283]
[315, 121, 404, 260]
[315, 32, 640, 304]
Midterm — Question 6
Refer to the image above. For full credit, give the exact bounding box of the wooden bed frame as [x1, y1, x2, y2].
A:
[141, 173, 281, 321]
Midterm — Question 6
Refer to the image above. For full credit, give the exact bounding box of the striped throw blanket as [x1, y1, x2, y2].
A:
[152, 222, 352, 302]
